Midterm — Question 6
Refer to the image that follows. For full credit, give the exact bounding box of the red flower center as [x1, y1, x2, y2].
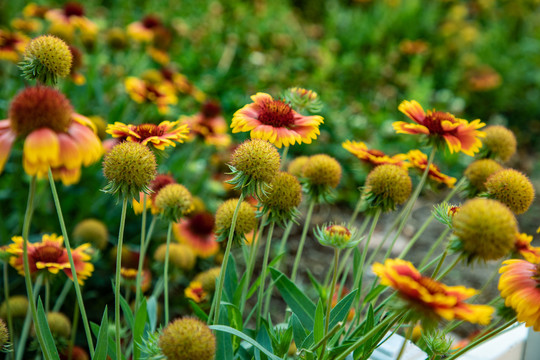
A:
[188, 213, 215, 236]
[134, 124, 165, 140]
[424, 111, 455, 134]
[258, 100, 295, 128]
[201, 101, 222, 118]
[33, 245, 63, 263]
[63, 2, 85, 17]
[0, 33, 19, 50]
[150, 174, 176, 201]
[142, 15, 161, 29]
[368, 149, 386, 157]
[419, 277, 445, 295]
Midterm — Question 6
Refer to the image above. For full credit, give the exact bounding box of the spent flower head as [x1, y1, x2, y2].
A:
[363, 164, 412, 212]
[464, 159, 503, 197]
[480, 125, 517, 162]
[215, 198, 257, 244]
[485, 169, 535, 215]
[154, 243, 196, 271]
[154, 183, 193, 222]
[72, 218, 109, 250]
[20, 35, 72, 85]
[159, 317, 215, 360]
[301, 154, 342, 203]
[102, 142, 157, 200]
[287, 156, 309, 178]
[228, 139, 281, 199]
[259, 171, 302, 226]
[315, 224, 362, 249]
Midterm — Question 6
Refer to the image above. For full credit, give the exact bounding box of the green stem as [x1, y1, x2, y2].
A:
[291, 200, 315, 282]
[431, 248, 448, 279]
[396, 325, 413, 360]
[353, 209, 381, 296]
[115, 198, 129, 359]
[134, 193, 148, 314]
[445, 318, 517, 360]
[256, 221, 275, 329]
[48, 168, 94, 355]
[44, 275, 50, 313]
[419, 228, 450, 268]
[212, 192, 245, 325]
[334, 311, 404, 360]
[320, 249, 340, 359]
[280, 146, 289, 169]
[348, 196, 364, 227]
[52, 280, 72, 312]
[3, 262, 15, 360]
[16, 275, 43, 360]
[164, 222, 173, 324]
[67, 301, 80, 360]
[435, 254, 462, 280]
[240, 215, 265, 314]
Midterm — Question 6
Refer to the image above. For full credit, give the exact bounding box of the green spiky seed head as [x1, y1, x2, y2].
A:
[364, 164, 412, 211]
[303, 154, 342, 188]
[154, 184, 193, 222]
[215, 198, 257, 243]
[0, 319, 8, 347]
[0, 295, 28, 318]
[287, 156, 309, 178]
[9, 86, 73, 136]
[485, 169, 535, 215]
[72, 218, 109, 250]
[46, 312, 71, 338]
[154, 243, 196, 271]
[482, 125, 517, 162]
[452, 198, 517, 261]
[159, 317, 216, 360]
[464, 159, 503, 193]
[193, 267, 221, 292]
[262, 171, 302, 211]
[230, 139, 281, 184]
[102, 142, 157, 199]
[20, 35, 72, 85]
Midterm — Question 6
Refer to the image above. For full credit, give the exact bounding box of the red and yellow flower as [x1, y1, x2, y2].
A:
[0, 30, 29, 62]
[45, 2, 98, 43]
[124, 76, 178, 114]
[185, 281, 208, 303]
[407, 150, 457, 188]
[373, 259, 493, 325]
[1, 86, 102, 185]
[181, 101, 231, 147]
[174, 211, 219, 258]
[514, 233, 540, 263]
[126, 15, 163, 43]
[342, 140, 408, 168]
[231, 92, 324, 148]
[106, 120, 189, 151]
[7, 234, 94, 285]
[393, 100, 485, 156]
[499, 259, 540, 330]
[132, 174, 177, 214]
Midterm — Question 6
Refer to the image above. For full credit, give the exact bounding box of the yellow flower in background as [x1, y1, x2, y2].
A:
[499, 259, 540, 330]
[373, 259, 493, 325]
[45, 2, 98, 44]
[106, 120, 189, 151]
[127, 15, 163, 42]
[7, 234, 94, 285]
[342, 140, 409, 168]
[185, 281, 208, 303]
[231, 92, 324, 148]
[513, 233, 540, 263]
[124, 76, 178, 114]
[0, 30, 29, 62]
[393, 100, 485, 156]
[407, 149, 456, 188]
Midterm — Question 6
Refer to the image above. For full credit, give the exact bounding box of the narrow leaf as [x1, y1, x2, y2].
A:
[93, 307, 109, 360]
[210, 325, 282, 360]
[36, 299, 60, 360]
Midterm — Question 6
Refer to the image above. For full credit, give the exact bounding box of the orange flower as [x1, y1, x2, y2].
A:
[373, 259, 493, 325]
[173, 211, 219, 258]
[342, 140, 408, 168]
[185, 281, 208, 303]
[126, 15, 163, 42]
[106, 121, 189, 151]
[499, 259, 540, 330]
[393, 100, 485, 156]
[45, 2, 98, 42]
[121, 267, 151, 292]
[231, 92, 324, 148]
[7, 234, 94, 285]
[407, 150, 456, 188]
[0, 30, 29, 62]
[1, 86, 102, 185]
[514, 233, 540, 263]
[181, 101, 231, 147]
[124, 76, 178, 114]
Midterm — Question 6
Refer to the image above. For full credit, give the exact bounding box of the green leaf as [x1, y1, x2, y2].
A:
[290, 314, 308, 350]
[329, 289, 357, 329]
[36, 298, 60, 360]
[269, 267, 316, 329]
[147, 296, 158, 332]
[255, 325, 272, 360]
[189, 300, 209, 322]
[223, 254, 238, 303]
[214, 305, 233, 360]
[210, 325, 282, 360]
[306, 269, 325, 299]
[120, 295, 133, 328]
[93, 307, 109, 360]
[133, 299, 147, 360]
[314, 298, 324, 346]
[246, 254, 286, 301]
[363, 284, 386, 304]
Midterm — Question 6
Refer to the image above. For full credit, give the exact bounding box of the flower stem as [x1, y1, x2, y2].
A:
[212, 192, 245, 325]
[15, 275, 42, 360]
[44, 275, 50, 313]
[68, 301, 80, 360]
[53, 279, 72, 312]
[48, 168, 94, 355]
[3, 262, 15, 360]
[291, 199, 315, 282]
[353, 208, 381, 297]
[134, 193, 148, 314]
[240, 215, 265, 314]
[164, 222, 173, 324]
[396, 324, 413, 360]
[435, 254, 462, 280]
[431, 248, 448, 278]
[256, 221, 275, 329]
[419, 228, 450, 268]
[320, 248, 340, 360]
[115, 197, 128, 358]
[348, 195, 364, 227]
[280, 146, 289, 169]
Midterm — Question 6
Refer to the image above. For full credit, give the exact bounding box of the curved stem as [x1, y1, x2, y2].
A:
[212, 192, 245, 324]
[53, 280, 72, 312]
[68, 301, 80, 360]
[240, 215, 265, 314]
[396, 324, 413, 360]
[115, 197, 128, 358]
[48, 168, 94, 355]
[3, 262, 15, 360]
[134, 193, 148, 313]
[256, 221, 275, 329]
[164, 222, 173, 324]
[44, 275, 50, 313]
[320, 249, 339, 359]
[291, 200, 315, 282]
[348, 196, 364, 227]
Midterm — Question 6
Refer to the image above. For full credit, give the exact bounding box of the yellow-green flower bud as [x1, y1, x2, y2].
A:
[159, 317, 216, 360]
[215, 198, 257, 244]
[287, 156, 309, 178]
[315, 224, 362, 249]
[364, 164, 412, 212]
[20, 35, 72, 85]
[302, 154, 342, 203]
[452, 198, 517, 261]
[0, 295, 28, 318]
[102, 142, 157, 199]
[464, 159, 503, 195]
[154, 184, 193, 222]
[193, 267, 221, 292]
[260, 171, 302, 226]
[481, 125, 517, 163]
[46, 312, 71, 338]
[73, 218, 109, 250]
[154, 243, 196, 271]
[0, 319, 7, 348]
[228, 139, 281, 198]
[485, 169, 535, 215]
